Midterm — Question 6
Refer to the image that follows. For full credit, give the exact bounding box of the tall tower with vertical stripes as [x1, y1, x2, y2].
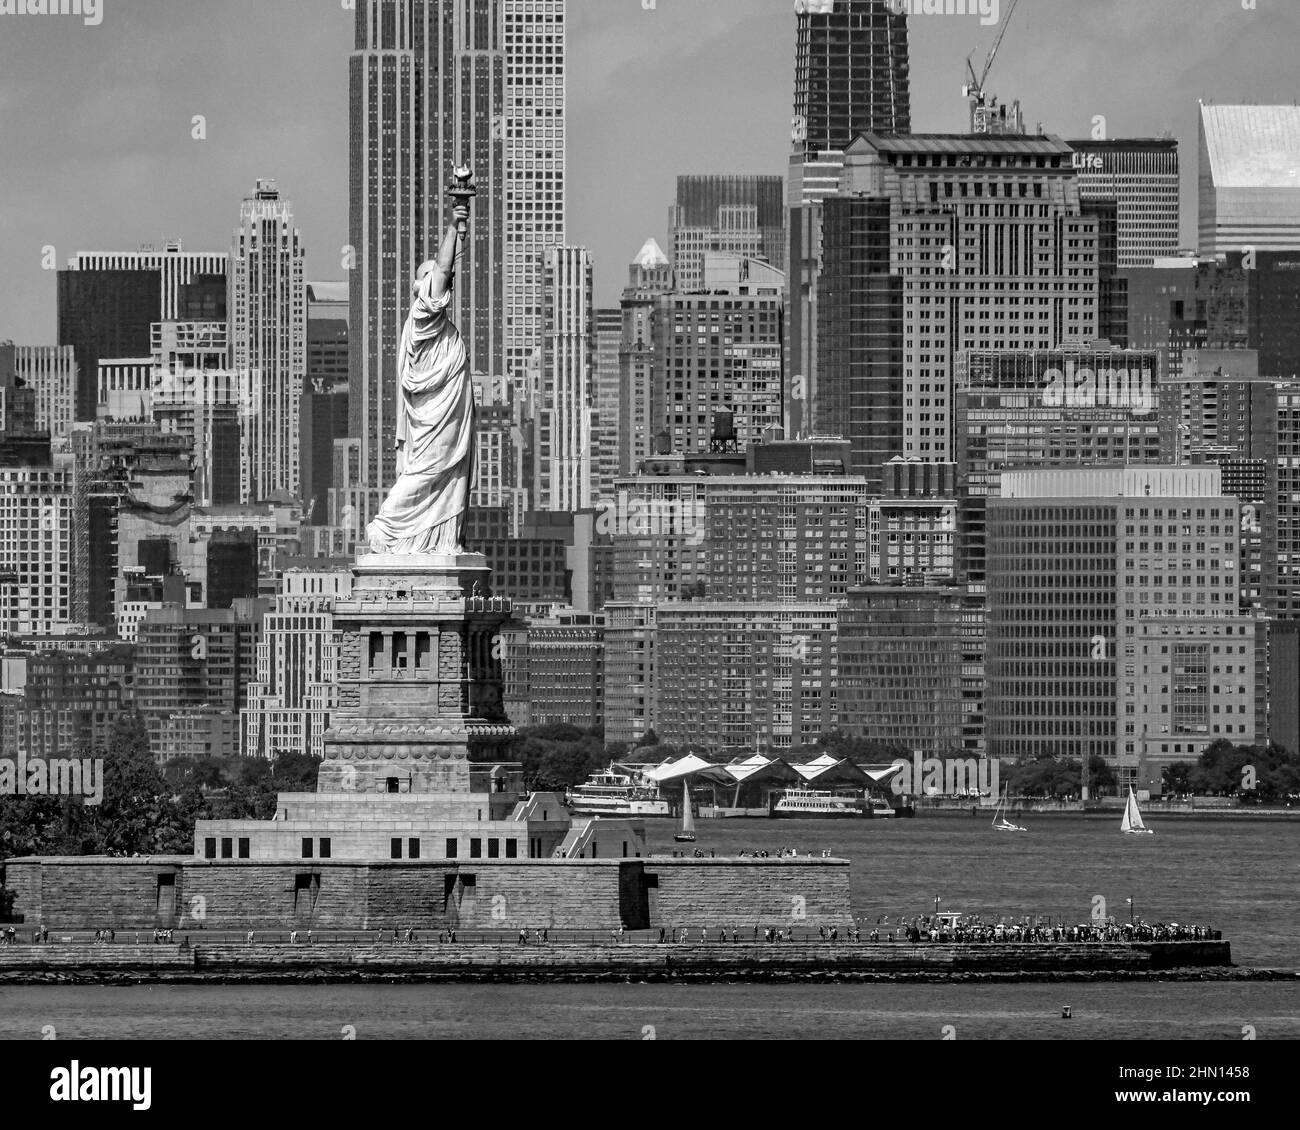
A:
[346, 0, 563, 535]
[229, 179, 306, 503]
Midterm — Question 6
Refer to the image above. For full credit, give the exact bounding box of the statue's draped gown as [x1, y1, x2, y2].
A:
[367, 273, 477, 555]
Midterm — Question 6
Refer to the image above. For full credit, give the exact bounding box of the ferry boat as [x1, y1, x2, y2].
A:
[770, 788, 866, 818]
[566, 767, 671, 817]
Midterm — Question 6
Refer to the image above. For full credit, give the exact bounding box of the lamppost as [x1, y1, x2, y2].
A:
[934, 895, 941, 918]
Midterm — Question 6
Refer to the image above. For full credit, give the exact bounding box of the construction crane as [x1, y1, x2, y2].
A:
[963, 0, 1023, 135]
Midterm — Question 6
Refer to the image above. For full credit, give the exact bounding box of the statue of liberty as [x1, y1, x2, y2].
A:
[366, 167, 478, 556]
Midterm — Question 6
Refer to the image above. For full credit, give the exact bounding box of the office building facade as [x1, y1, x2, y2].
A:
[986, 467, 1254, 791]
[10, 347, 77, 441]
[536, 247, 593, 512]
[58, 244, 226, 423]
[1068, 138, 1180, 268]
[1199, 104, 1300, 257]
[653, 603, 838, 754]
[838, 585, 971, 754]
[229, 180, 307, 503]
[670, 175, 785, 294]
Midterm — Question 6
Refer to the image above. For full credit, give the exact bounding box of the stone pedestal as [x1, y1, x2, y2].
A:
[318, 552, 516, 795]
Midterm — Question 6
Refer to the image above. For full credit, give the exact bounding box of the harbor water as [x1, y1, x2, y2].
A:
[2, 815, 1297, 1040]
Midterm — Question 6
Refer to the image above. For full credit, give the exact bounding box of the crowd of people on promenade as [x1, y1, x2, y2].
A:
[667, 847, 838, 859]
[871, 916, 1219, 944]
[0, 918, 1216, 947]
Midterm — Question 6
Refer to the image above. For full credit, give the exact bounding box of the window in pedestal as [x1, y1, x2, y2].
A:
[446, 838, 458, 858]
[319, 838, 330, 859]
[488, 838, 500, 858]
[393, 632, 409, 671]
[390, 838, 402, 859]
[408, 838, 420, 859]
[238, 838, 250, 859]
[470, 838, 482, 859]
[506, 839, 518, 859]
[302, 838, 313, 859]
[204, 838, 217, 859]
[221, 838, 233, 859]
[416, 632, 432, 672]
[368, 632, 383, 670]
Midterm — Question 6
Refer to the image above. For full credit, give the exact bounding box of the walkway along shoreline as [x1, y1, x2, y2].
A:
[0, 940, 1282, 985]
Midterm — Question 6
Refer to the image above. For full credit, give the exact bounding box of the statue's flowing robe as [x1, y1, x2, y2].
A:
[366, 274, 477, 555]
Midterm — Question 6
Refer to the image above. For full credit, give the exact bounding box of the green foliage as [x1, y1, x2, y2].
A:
[1162, 762, 1194, 795]
[505, 725, 607, 790]
[1187, 740, 1300, 802]
[0, 721, 321, 862]
[1005, 753, 1114, 799]
[803, 731, 914, 763]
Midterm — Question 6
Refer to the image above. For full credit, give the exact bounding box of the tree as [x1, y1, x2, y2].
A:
[1087, 756, 1116, 794]
[817, 731, 913, 762]
[71, 714, 187, 856]
[1162, 762, 1194, 796]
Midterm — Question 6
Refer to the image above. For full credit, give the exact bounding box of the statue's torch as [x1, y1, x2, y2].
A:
[448, 164, 477, 276]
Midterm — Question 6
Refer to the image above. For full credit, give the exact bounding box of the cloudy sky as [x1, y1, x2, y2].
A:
[0, 0, 1296, 342]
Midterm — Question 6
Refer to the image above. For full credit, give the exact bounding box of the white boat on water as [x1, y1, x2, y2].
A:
[771, 788, 866, 818]
[1120, 787, 1154, 835]
[566, 767, 671, 817]
[992, 786, 1027, 833]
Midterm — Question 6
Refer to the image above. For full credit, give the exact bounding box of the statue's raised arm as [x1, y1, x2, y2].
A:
[365, 166, 479, 558]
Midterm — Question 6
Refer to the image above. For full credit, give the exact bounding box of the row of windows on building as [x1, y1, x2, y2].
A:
[202, 836, 524, 861]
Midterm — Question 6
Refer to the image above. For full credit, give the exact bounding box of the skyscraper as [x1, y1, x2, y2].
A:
[670, 175, 785, 294]
[650, 260, 785, 459]
[787, 0, 910, 438]
[535, 246, 593, 512]
[229, 179, 307, 504]
[503, 0, 567, 392]
[57, 244, 226, 423]
[593, 308, 622, 506]
[0, 462, 73, 637]
[821, 133, 1101, 463]
[986, 466, 1254, 791]
[791, 0, 910, 160]
[619, 239, 674, 476]
[347, 0, 563, 525]
[243, 566, 352, 760]
[151, 320, 243, 508]
[301, 283, 350, 525]
[1067, 138, 1180, 268]
[1199, 104, 1300, 256]
[10, 346, 77, 441]
[815, 194, 903, 484]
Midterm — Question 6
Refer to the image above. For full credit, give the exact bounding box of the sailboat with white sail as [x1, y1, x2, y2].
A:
[1120, 787, 1154, 835]
[674, 777, 697, 843]
[992, 785, 1027, 833]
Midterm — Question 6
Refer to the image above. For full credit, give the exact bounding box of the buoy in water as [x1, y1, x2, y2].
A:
[1062, 1006, 1073, 1019]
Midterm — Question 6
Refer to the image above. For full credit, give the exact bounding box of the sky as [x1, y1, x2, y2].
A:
[0, 0, 1297, 343]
